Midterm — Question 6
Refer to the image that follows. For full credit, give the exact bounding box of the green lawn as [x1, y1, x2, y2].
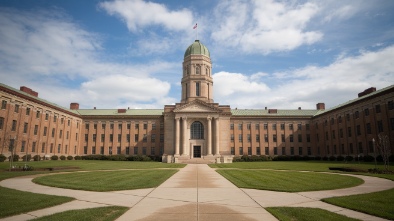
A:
[0, 187, 74, 218]
[216, 169, 363, 192]
[266, 207, 360, 221]
[33, 170, 178, 191]
[323, 188, 394, 220]
[31, 206, 128, 221]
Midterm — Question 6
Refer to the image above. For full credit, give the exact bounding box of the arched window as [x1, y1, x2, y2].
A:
[191, 121, 204, 139]
[196, 66, 200, 75]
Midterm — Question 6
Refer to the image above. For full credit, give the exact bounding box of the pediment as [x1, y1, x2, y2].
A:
[174, 100, 221, 113]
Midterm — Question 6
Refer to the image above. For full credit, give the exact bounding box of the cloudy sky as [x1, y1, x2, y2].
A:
[1, 0, 393, 110]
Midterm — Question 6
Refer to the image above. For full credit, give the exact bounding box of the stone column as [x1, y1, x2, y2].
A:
[175, 117, 180, 156]
[214, 117, 220, 156]
[207, 117, 212, 155]
[182, 116, 188, 156]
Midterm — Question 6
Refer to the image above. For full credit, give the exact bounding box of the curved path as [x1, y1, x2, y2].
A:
[1, 164, 393, 221]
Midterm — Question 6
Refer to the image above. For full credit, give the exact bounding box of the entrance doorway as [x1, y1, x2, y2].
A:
[193, 146, 201, 158]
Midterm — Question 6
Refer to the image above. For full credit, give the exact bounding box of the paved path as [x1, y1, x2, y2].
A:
[1, 164, 393, 221]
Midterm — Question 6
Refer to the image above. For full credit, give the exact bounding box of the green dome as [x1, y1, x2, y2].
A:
[184, 40, 210, 58]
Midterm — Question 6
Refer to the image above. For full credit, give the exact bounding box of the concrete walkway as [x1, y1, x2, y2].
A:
[1, 164, 393, 221]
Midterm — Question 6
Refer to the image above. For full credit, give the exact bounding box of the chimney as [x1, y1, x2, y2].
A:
[70, 103, 79, 110]
[118, 109, 126, 113]
[20, 86, 38, 97]
[298, 107, 301, 110]
[316, 103, 325, 110]
[358, 87, 376, 97]
[268, 109, 277, 114]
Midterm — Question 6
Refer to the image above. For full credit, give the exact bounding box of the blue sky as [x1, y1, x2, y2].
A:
[1, 0, 394, 110]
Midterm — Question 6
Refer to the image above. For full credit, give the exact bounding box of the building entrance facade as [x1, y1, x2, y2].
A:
[193, 146, 201, 158]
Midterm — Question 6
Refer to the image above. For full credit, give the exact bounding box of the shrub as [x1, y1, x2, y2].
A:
[376, 155, 383, 162]
[363, 155, 374, 162]
[60, 155, 66, 160]
[0, 154, 6, 162]
[33, 155, 41, 161]
[329, 156, 336, 161]
[74, 155, 82, 160]
[314, 156, 322, 160]
[273, 155, 290, 161]
[51, 155, 59, 160]
[8, 154, 19, 162]
[67, 155, 73, 160]
[345, 155, 354, 161]
[141, 155, 151, 161]
[233, 156, 243, 162]
[322, 156, 328, 161]
[302, 156, 312, 161]
[23, 165, 34, 171]
[22, 154, 32, 161]
[336, 155, 345, 161]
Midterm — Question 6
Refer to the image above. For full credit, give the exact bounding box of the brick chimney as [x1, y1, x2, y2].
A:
[316, 103, 325, 110]
[268, 109, 277, 114]
[358, 87, 376, 97]
[70, 103, 79, 110]
[118, 109, 126, 113]
[20, 86, 38, 97]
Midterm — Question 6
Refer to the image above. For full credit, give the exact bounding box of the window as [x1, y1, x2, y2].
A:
[57, 144, 61, 153]
[272, 124, 276, 130]
[135, 134, 139, 142]
[256, 134, 260, 142]
[273, 147, 277, 155]
[61, 118, 64, 124]
[43, 127, 47, 136]
[26, 107, 30, 115]
[248, 147, 252, 155]
[45, 113, 49, 120]
[247, 124, 251, 130]
[196, 66, 200, 74]
[0, 117, 4, 129]
[306, 134, 310, 142]
[388, 101, 394, 110]
[33, 125, 38, 135]
[349, 143, 353, 154]
[152, 123, 156, 130]
[297, 124, 302, 130]
[265, 147, 269, 155]
[1, 100, 6, 109]
[347, 127, 352, 137]
[338, 116, 342, 123]
[339, 129, 343, 138]
[12, 120, 17, 131]
[54, 115, 57, 122]
[196, 82, 200, 96]
[290, 147, 294, 155]
[160, 134, 164, 142]
[142, 147, 147, 155]
[346, 114, 350, 121]
[247, 134, 251, 142]
[255, 124, 259, 130]
[289, 135, 293, 142]
[354, 111, 359, 119]
[92, 146, 96, 154]
[298, 134, 302, 142]
[151, 134, 156, 142]
[118, 124, 122, 130]
[330, 118, 334, 125]
[68, 120, 70, 126]
[391, 118, 394, 131]
[273, 134, 277, 142]
[280, 124, 285, 130]
[264, 124, 268, 130]
[364, 108, 370, 116]
[111, 124, 114, 129]
[298, 147, 303, 155]
[307, 147, 311, 156]
[127, 134, 130, 142]
[238, 124, 242, 130]
[160, 122, 164, 129]
[238, 134, 243, 142]
[23, 123, 28, 133]
[93, 134, 96, 142]
[14, 104, 19, 113]
[59, 130, 63, 138]
[65, 145, 68, 153]
[377, 120, 383, 132]
[101, 146, 104, 154]
[239, 147, 243, 155]
[191, 121, 204, 139]
[85, 123, 89, 129]
[230, 134, 234, 142]
[32, 142, 36, 152]
[110, 134, 113, 142]
[358, 142, 363, 154]
[118, 134, 121, 142]
[332, 130, 335, 139]
[117, 146, 121, 154]
[101, 134, 105, 142]
[230, 124, 234, 130]
[85, 134, 88, 142]
[289, 124, 293, 130]
[306, 124, 310, 130]
[143, 134, 147, 142]
[333, 145, 337, 155]
[127, 124, 131, 129]
[21, 141, 25, 152]
[281, 134, 285, 142]
[151, 147, 155, 155]
[41, 143, 46, 153]
[264, 134, 268, 142]
[282, 147, 286, 155]
[36, 111, 40, 118]
[94, 124, 97, 129]
[375, 104, 381, 113]
[143, 123, 147, 129]
[357, 125, 361, 136]
[135, 123, 138, 129]
[134, 147, 138, 155]
[109, 147, 113, 155]
[256, 147, 261, 155]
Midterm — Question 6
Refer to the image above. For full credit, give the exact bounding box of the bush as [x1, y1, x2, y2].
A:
[322, 156, 328, 161]
[8, 154, 19, 162]
[363, 155, 374, 162]
[22, 154, 32, 161]
[329, 156, 336, 161]
[74, 155, 82, 160]
[314, 156, 322, 160]
[336, 155, 345, 161]
[33, 155, 41, 161]
[0, 154, 6, 162]
[51, 155, 59, 160]
[345, 155, 354, 161]
[67, 155, 73, 160]
[233, 156, 243, 162]
[60, 155, 66, 160]
[376, 155, 383, 162]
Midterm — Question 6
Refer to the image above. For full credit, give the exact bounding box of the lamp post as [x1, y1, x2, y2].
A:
[372, 138, 377, 169]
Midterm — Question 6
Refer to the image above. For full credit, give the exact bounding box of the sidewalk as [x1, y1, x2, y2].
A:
[1, 164, 393, 221]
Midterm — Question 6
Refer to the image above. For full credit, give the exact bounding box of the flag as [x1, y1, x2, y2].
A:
[193, 23, 197, 29]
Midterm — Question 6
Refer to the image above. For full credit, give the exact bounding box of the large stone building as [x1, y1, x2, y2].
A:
[1, 40, 393, 163]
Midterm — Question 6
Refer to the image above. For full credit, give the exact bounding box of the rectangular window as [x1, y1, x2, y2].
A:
[41, 143, 46, 153]
[151, 147, 155, 155]
[298, 134, 302, 142]
[230, 124, 234, 130]
[92, 134, 96, 142]
[238, 124, 242, 130]
[118, 124, 122, 130]
[298, 147, 303, 155]
[58, 144, 61, 153]
[391, 118, 394, 131]
[364, 108, 370, 116]
[289, 124, 293, 130]
[109, 147, 113, 155]
[357, 125, 361, 136]
[85, 123, 89, 129]
[1, 100, 6, 109]
[247, 124, 251, 130]
[32, 142, 36, 152]
[280, 124, 285, 130]
[332, 130, 335, 139]
[349, 143, 353, 154]
[273, 134, 277, 142]
[151, 134, 156, 142]
[247, 134, 251, 142]
[256, 134, 260, 142]
[274, 147, 278, 155]
[341, 144, 345, 154]
[117, 146, 121, 154]
[339, 129, 343, 138]
[142, 147, 147, 155]
[135, 123, 138, 129]
[33, 125, 38, 135]
[231, 147, 235, 155]
[43, 127, 47, 136]
[307, 147, 311, 155]
[45, 113, 49, 120]
[160, 134, 164, 142]
[14, 104, 19, 113]
[23, 122, 28, 133]
[68, 120, 70, 126]
[196, 82, 200, 96]
[0, 117, 4, 129]
[61, 118, 64, 124]
[346, 114, 350, 121]
[101, 134, 105, 142]
[238, 134, 243, 142]
[11, 120, 17, 131]
[92, 146, 96, 154]
[264, 134, 268, 142]
[358, 142, 363, 154]
[127, 124, 131, 129]
[377, 120, 383, 133]
[265, 147, 269, 155]
[248, 147, 252, 155]
[306, 134, 310, 142]
[135, 134, 139, 142]
[306, 124, 310, 130]
[143, 134, 147, 142]
[54, 115, 57, 123]
[255, 124, 259, 130]
[290, 147, 294, 155]
[281, 134, 285, 142]
[152, 123, 156, 130]
[110, 134, 113, 142]
[118, 134, 121, 142]
[134, 147, 138, 155]
[272, 124, 277, 130]
[230, 134, 234, 142]
[297, 124, 302, 130]
[94, 124, 97, 129]
[239, 147, 243, 155]
[36, 111, 40, 118]
[110, 123, 114, 129]
[368, 141, 373, 153]
[347, 127, 352, 137]
[263, 123, 268, 130]
[100, 146, 104, 154]
[256, 147, 261, 155]
[281, 147, 286, 155]
[85, 134, 88, 142]
[21, 141, 25, 152]
[143, 123, 147, 129]
[65, 145, 68, 154]
[50, 144, 53, 153]
[26, 107, 30, 115]
[51, 128, 55, 137]
[126, 134, 130, 142]
[354, 111, 359, 119]
[59, 130, 63, 138]
[375, 104, 381, 113]
[289, 135, 294, 142]
[76, 133, 78, 141]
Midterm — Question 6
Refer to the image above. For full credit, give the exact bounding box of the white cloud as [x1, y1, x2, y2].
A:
[99, 0, 194, 32]
[213, 45, 394, 109]
[210, 0, 322, 54]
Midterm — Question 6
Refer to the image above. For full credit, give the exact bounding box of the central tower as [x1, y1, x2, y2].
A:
[181, 40, 213, 103]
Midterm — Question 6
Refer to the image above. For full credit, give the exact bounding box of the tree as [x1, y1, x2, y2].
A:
[376, 134, 391, 171]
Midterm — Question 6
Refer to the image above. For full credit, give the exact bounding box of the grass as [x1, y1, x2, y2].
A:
[323, 188, 394, 220]
[31, 206, 128, 221]
[266, 207, 360, 221]
[0, 187, 74, 218]
[33, 170, 178, 191]
[216, 169, 363, 192]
